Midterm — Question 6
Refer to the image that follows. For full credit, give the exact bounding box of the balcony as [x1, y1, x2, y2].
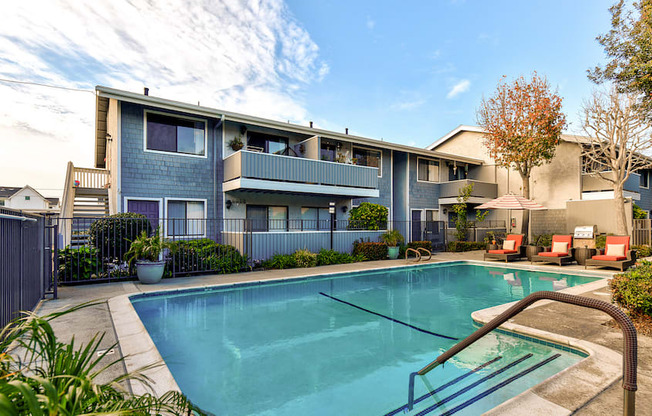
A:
[438, 179, 498, 204]
[223, 151, 380, 197]
[581, 173, 641, 200]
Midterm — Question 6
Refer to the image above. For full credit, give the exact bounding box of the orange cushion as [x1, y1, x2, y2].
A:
[591, 254, 627, 261]
[605, 236, 630, 252]
[551, 235, 573, 246]
[505, 234, 524, 247]
[488, 249, 517, 254]
[539, 252, 568, 257]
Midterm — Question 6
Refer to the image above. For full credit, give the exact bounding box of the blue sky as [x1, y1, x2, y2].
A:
[0, 0, 613, 194]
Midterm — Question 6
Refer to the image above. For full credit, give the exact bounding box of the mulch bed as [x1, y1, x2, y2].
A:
[605, 313, 652, 337]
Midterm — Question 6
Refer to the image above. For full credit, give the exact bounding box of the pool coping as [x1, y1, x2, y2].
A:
[108, 259, 618, 411]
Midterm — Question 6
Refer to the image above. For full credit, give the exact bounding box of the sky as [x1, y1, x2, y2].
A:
[0, 0, 614, 197]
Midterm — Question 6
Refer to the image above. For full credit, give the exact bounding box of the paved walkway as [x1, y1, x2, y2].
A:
[35, 251, 651, 413]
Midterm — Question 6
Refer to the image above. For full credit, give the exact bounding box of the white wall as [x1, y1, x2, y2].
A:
[6, 187, 49, 210]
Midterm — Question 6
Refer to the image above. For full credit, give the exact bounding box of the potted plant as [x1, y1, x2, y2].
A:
[124, 227, 177, 284]
[485, 231, 498, 251]
[381, 229, 404, 259]
[228, 135, 244, 151]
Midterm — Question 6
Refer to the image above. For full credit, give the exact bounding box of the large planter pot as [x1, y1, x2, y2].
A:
[388, 246, 400, 260]
[526, 246, 544, 261]
[486, 244, 498, 252]
[136, 260, 166, 284]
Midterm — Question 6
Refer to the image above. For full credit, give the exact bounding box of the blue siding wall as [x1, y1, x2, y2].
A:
[352, 148, 392, 208]
[638, 169, 652, 213]
[392, 151, 408, 222]
[120, 102, 222, 220]
[408, 154, 440, 210]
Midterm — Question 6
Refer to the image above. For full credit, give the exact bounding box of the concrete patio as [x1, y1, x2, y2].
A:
[34, 250, 651, 414]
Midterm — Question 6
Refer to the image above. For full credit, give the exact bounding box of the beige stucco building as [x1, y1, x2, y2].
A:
[428, 126, 641, 236]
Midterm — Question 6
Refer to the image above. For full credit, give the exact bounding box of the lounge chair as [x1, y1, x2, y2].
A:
[484, 234, 525, 263]
[585, 236, 637, 272]
[531, 235, 575, 266]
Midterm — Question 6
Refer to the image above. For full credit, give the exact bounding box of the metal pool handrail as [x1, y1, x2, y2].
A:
[406, 291, 637, 416]
[417, 247, 431, 261]
[405, 248, 421, 262]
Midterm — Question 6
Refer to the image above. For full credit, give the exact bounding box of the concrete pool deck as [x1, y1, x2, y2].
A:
[35, 251, 652, 414]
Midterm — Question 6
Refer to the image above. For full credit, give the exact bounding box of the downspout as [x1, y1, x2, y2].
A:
[214, 115, 225, 226]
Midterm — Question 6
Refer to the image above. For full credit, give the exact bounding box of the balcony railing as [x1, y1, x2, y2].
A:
[224, 150, 379, 189]
[582, 172, 641, 193]
[439, 179, 498, 199]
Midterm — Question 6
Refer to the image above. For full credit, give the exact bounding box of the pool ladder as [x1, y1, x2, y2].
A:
[405, 248, 432, 262]
[405, 291, 638, 416]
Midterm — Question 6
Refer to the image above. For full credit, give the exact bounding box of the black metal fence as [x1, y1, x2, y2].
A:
[53, 217, 449, 285]
[0, 208, 51, 328]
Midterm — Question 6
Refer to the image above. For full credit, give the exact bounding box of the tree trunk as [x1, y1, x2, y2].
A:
[613, 182, 628, 235]
[521, 173, 530, 241]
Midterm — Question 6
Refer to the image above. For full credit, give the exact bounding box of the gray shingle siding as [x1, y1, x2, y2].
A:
[119, 102, 222, 219]
[408, 154, 440, 210]
[637, 169, 652, 213]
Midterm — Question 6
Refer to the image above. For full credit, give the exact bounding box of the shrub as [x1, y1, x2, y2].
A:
[380, 229, 404, 247]
[352, 241, 388, 260]
[348, 202, 388, 230]
[293, 249, 317, 268]
[263, 253, 297, 269]
[447, 241, 487, 252]
[633, 203, 648, 219]
[633, 245, 652, 258]
[595, 233, 615, 250]
[408, 241, 432, 252]
[610, 260, 652, 317]
[316, 249, 362, 265]
[58, 246, 100, 281]
[89, 213, 152, 260]
[171, 239, 247, 275]
[532, 234, 553, 247]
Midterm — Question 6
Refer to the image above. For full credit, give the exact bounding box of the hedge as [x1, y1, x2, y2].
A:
[89, 213, 152, 259]
[633, 245, 652, 258]
[610, 260, 652, 317]
[352, 242, 388, 260]
[447, 241, 487, 252]
[348, 202, 388, 230]
[171, 239, 247, 275]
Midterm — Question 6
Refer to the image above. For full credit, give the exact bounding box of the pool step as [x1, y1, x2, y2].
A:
[388, 353, 561, 416]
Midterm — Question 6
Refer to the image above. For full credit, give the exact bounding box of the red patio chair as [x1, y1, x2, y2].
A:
[484, 234, 525, 263]
[531, 235, 575, 266]
[585, 236, 636, 272]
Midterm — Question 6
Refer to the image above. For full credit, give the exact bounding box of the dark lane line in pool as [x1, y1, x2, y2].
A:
[318, 292, 459, 341]
[412, 353, 534, 416]
[383, 356, 503, 416]
[437, 353, 562, 416]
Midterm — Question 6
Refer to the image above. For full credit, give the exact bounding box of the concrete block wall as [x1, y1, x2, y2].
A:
[531, 209, 567, 235]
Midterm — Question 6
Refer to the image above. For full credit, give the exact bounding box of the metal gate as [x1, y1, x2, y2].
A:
[0, 208, 54, 328]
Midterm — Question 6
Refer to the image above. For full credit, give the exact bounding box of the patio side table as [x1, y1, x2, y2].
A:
[574, 247, 597, 266]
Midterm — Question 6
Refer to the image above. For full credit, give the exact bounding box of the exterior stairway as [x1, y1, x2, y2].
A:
[60, 162, 110, 247]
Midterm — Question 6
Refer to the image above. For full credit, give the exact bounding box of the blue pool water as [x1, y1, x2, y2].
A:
[131, 262, 600, 415]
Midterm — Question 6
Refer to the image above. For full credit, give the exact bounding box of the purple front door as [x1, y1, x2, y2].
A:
[127, 200, 159, 231]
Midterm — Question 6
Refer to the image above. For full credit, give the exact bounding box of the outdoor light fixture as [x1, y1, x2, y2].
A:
[226, 200, 232, 209]
[329, 201, 336, 214]
[341, 206, 348, 213]
[106, 133, 112, 141]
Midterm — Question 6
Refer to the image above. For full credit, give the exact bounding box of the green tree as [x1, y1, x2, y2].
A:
[348, 202, 388, 230]
[476, 73, 567, 237]
[589, 0, 652, 118]
[452, 184, 474, 241]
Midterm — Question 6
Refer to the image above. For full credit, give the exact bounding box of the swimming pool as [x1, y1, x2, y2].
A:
[131, 262, 600, 415]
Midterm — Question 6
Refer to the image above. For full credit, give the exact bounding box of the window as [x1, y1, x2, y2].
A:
[0, 200, 4, 206]
[167, 200, 205, 236]
[448, 163, 467, 181]
[320, 141, 337, 162]
[24, 196, 31, 201]
[300, 207, 330, 230]
[641, 171, 649, 188]
[353, 147, 382, 176]
[418, 159, 439, 182]
[246, 205, 288, 232]
[247, 132, 289, 155]
[146, 112, 206, 156]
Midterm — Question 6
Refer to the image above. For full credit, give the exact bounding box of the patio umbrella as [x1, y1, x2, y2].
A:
[475, 194, 546, 239]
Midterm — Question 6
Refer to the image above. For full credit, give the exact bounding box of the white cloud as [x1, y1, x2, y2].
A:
[366, 16, 376, 30]
[391, 99, 426, 111]
[446, 79, 471, 99]
[0, 0, 327, 194]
